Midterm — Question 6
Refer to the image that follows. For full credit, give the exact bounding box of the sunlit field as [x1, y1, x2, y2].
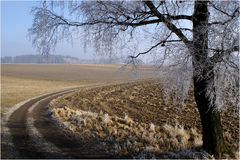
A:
[1, 76, 81, 113]
[1, 64, 157, 83]
[1, 64, 157, 113]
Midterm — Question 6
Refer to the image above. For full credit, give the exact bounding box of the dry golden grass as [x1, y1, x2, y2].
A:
[0, 76, 85, 113]
[49, 105, 202, 157]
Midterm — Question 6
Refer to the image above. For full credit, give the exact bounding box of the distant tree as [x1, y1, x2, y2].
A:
[29, 0, 239, 157]
[1, 54, 79, 64]
[1, 56, 13, 63]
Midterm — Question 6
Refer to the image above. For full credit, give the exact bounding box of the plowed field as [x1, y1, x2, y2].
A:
[52, 80, 239, 158]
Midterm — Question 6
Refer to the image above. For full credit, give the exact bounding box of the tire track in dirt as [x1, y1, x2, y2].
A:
[4, 88, 78, 158]
[26, 91, 74, 159]
[2, 80, 149, 158]
[3, 87, 112, 158]
[30, 91, 111, 158]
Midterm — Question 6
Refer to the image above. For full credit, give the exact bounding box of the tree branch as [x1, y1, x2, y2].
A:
[45, 7, 192, 28]
[208, 7, 239, 26]
[179, 28, 193, 32]
[130, 33, 182, 59]
[209, 2, 239, 18]
[210, 45, 239, 64]
[144, 1, 191, 47]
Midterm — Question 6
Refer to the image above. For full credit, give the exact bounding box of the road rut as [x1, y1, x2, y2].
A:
[2, 87, 112, 159]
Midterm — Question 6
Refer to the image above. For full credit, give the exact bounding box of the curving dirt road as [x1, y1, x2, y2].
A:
[1, 86, 115, 159]
[2, 79, 238, 159]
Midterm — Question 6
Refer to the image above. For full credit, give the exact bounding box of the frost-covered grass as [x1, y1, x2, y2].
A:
[49, 80, 239, 158]
[49, 104, 204, 158]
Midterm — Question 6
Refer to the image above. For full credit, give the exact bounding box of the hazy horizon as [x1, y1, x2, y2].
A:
[1, 1, 95, 59]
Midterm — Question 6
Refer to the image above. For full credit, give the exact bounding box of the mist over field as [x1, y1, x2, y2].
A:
[0, 54, 130, 64]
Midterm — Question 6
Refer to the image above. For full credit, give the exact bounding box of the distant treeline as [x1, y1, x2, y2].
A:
[1, 54, 128, 64]
[1, 55, 80, 64]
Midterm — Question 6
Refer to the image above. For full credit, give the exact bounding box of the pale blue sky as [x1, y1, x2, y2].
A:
[1, 0, 93, 58]
[1, 1, 192, 63]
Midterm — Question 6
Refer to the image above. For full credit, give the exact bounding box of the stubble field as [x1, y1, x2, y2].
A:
[50, 80, 239, 158]
[1, 64, 157, 113]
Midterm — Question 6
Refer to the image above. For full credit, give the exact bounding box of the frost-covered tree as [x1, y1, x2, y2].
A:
[29, 0, 239, 157]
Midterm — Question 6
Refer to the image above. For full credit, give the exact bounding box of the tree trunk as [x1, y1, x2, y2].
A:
[192, 1, 225, 157]
[193, 75, 225, 157]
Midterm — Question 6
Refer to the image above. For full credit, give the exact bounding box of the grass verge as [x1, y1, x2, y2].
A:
[1, 76, 86, 113]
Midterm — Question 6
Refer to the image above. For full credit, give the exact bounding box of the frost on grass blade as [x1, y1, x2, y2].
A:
[49, 104, 203, 157]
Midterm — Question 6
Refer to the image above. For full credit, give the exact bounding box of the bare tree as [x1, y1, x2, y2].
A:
[29, 0, 239, 157]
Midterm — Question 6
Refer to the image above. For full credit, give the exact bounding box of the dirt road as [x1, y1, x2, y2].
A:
[1, 86, 115, 159]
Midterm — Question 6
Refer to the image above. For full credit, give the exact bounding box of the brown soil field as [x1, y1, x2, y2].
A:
[1, 64, 158, 113]
[1, 64, 159, 83]
[52, 80, 239, 158]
